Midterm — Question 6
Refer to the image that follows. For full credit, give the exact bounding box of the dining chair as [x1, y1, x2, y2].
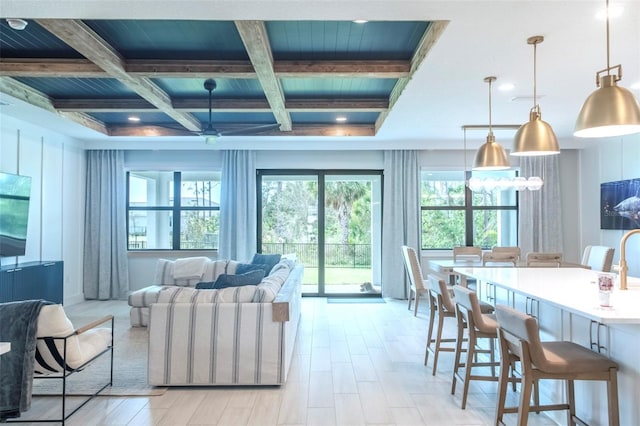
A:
[525, 252, 563, 267]
[482, 252, 518, 266]
[581, 245, 615, 272]
[491, 246, 521, 261]
[401, 245, 429, 316]
[453, 246, 482, 262]
[495, 304, 619, 426]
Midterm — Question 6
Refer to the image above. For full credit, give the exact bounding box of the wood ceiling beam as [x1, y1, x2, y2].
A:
[0, 76, 108, 135]
[235, 20, 292, 132]
[275, 60, 410, 78]
[375, 20, 449, 133]
[0, 58, 410, 79]
[34, 19, 201, 132]
[0, 59, 105, 77]
[53, 97, 388, 113]
[125, 60, 256, 78]
[108, 123, 373, 137]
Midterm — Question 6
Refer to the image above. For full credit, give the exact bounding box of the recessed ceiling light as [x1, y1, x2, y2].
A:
[6, 18, 28, 30]
[595, 5, 623, 20]
[352, 20, 368, 24]
[336, 116, 347, 122]
[499, 83, 515, 91]
[128, 116, 141, 122]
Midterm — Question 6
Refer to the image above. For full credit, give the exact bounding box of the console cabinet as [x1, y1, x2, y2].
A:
[0, 261, 63, 304]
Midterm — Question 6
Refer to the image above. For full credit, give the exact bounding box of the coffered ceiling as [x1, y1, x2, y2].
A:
[1, 1, 639, 150]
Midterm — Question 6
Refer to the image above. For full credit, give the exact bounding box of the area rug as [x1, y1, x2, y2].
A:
[327, 297, 386, 304]
[32, 315, 167, 397]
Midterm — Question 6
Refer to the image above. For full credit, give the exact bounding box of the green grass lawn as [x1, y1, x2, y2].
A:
[302, 267, 372, 285]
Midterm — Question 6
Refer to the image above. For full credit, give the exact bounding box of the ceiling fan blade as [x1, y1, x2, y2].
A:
[218, 123, 281, 137]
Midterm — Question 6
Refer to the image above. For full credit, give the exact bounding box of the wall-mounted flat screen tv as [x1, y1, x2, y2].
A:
[0, 172, 32, 257]
[601, 178, 640, 230]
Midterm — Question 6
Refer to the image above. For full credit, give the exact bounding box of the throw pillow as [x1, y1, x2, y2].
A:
[213, 269, 265, 289]
[195, 281, 216, 289]
[236, 262, 270, 275]
[250, 253, 281, 275]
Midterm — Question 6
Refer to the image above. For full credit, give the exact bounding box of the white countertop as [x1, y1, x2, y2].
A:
[0, 342, 10, 355]
[453, 267, 640, 324]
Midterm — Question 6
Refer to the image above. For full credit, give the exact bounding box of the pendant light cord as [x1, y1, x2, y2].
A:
[606, 0, 611, 74]
[533, 41, 538, 110]
[488, 78, 493, 137]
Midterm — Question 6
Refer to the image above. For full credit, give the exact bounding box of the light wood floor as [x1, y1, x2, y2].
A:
[17, 297, 559, 425]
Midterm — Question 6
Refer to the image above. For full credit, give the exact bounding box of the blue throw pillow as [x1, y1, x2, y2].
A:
[213, 270, 265, 289]
[236, 263, 269, 275]
[195, 281, 216, 289]
[250, 253, 281, 275]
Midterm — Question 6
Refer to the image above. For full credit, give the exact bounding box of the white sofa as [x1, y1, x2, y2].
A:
[141, 258, 303, 386]
[128, 258, 245, 327]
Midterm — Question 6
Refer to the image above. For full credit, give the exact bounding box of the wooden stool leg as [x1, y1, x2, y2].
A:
[608, 368, 619, 426]
[432, 309, 445, 375]
[494, 335, 511, 426]
[517, 370, 533, 426]
[414, 291, 420, 316]
[451, 315, 465, 395]
[424, 302, 436, 366]
[408, 289, 414, 311]
[461, 329, 476, 409]
[566, 379, 576, 426]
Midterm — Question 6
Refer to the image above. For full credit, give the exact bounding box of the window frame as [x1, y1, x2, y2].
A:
[420, 170, 519, 250]
[126, 171, 221, 251]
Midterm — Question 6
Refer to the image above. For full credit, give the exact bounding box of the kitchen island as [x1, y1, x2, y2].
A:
[454, 267, 640, 425]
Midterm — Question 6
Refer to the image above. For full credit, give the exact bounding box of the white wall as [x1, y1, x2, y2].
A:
[1, 115, 86, 305]
[579, 134, 640, 277]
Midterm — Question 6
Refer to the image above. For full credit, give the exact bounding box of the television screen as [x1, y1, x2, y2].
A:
[601, 178, 640, 230]
[0, 172, 32, 257]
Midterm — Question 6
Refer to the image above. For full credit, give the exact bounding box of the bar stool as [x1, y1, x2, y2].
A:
[425, 275, 457, 375]
[451, 286, 502, 409]
[494, 305, 619, 426]
[491, 246, 521, 261]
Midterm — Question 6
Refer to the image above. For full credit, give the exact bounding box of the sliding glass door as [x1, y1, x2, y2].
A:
[257, 170, 382, 296]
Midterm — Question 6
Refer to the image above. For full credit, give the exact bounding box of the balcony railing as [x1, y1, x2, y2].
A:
[262, 242, 371, 268]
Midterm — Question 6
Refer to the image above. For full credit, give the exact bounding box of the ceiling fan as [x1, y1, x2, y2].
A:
[172, 79, 281, 143]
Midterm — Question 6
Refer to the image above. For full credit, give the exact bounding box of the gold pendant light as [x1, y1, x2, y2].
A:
[473, 76, 510, 170]
[574, 0, 640, 138]
[512, 36, 560, 156]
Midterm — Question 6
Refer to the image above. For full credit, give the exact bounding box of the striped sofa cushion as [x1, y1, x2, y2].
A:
[252, 260, 292, 302]
[156, 285, 258, 304]
[33, 305, 112, 374]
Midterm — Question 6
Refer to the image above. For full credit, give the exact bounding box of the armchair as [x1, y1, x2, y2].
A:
[7, 304, 113, 425]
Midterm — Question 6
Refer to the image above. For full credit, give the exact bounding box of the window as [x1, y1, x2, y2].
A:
[420, 170, 518, 250]
[127, 171, 221, 250]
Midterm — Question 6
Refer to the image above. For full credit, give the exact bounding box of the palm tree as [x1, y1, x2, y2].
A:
[325, 181, 368, 245]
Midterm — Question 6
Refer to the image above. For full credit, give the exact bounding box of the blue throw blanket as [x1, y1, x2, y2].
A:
[0, 300, 49, 421]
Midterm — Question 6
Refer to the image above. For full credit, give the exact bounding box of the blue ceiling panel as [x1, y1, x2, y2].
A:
[90, 111, 176, 124]
[193, 111, 276, 124]
[84, 20, 248, 60]
[153, 78, 266, 98]
[14, 77, 137, 98]
[0, 20, 83, 58]
[290, 111, 379, 124]
[281, 78, 397, 97]
[267, 21, 429, 60]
